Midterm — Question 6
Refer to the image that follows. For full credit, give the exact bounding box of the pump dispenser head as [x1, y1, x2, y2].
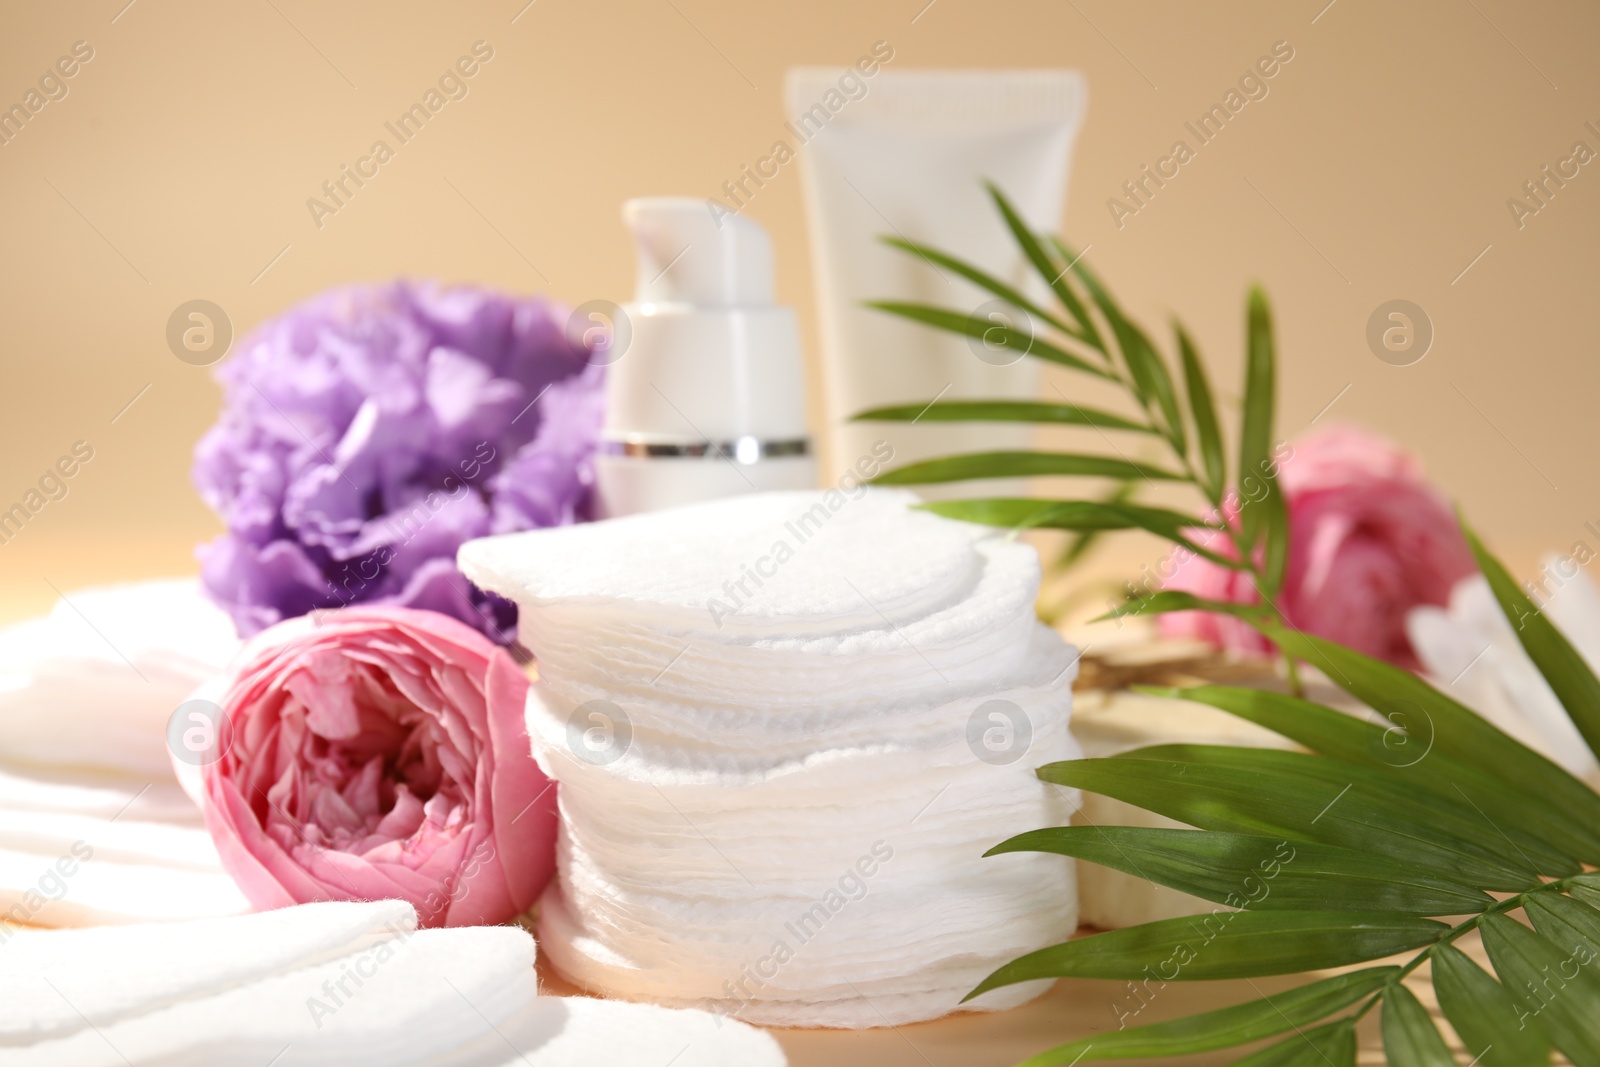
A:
[593, 198, 816, 518]
[626, 198, 774, 307]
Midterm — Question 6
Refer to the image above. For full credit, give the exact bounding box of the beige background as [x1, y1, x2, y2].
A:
[0, 0, 1596, 623]
[1, 3, 1593, 1062]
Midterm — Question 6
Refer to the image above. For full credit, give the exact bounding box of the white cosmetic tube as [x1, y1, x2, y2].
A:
[787, 69, 1086, 478]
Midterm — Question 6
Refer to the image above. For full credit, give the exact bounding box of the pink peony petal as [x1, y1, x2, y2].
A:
[197, 604, 557, 927]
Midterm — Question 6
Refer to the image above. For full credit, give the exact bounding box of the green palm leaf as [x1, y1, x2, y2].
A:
[1113, 315, 1187, 455]
[1131, 744, 1576, 879]
[1228, 1021, 1356, 1066]
[1053, 481, 1137, 573]
[1041, 754, 1543, 890]
[1052, 241, 1187, 453]
[1255, 623, 1600, 836]
[1010, 968, 1394, 1066]
[917, 497, 1197, 533]
[988, 826, 1490, 915]
[1431, 942, 1551, 1067]
[1176, 322, 1225, 503]
[1098, 590, 1265, 624]
[1480, 913, 1600, 1066]
[965, 911, 1445, 999]
[871, 451, 1182, 486]
[868, 301, 1113, 379]
[863, 188, 1600, 1067]
[851, 399, 1153, 433]
[988, 183, 1104, 352]
[1238, 287, 1277, 552]
[1571, 874, 1600, 910]
[1379, 982, 1455, 1066]
[916, 498, 1244, 570]
[1465, 518, 1600, 759]
[877, 234, 1083, 340]
[1525, 892, 1600, 957]
[1156, 684, 1600, 862]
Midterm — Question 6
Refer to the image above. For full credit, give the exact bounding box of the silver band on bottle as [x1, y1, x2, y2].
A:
[600, 435, 811, 465]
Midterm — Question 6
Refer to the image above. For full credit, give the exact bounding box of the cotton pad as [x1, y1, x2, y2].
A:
[460, 489, 1080, 1028]
[0, 902, 785, 1067]
[0, 765, 250, 928]
[0, 579, 242, 778]
[0, 579, 252, 929]
[0, 899, 414, 1043]
[459, 490, 982, 636]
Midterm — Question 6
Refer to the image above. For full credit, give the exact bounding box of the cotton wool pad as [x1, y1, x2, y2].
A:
[459, 489, 1080, 1028]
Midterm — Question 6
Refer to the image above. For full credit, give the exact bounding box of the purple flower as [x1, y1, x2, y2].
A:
[192, 280, 604, 644]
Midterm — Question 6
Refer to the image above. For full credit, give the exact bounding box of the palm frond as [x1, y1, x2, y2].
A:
[862, 189, 1600, 1065]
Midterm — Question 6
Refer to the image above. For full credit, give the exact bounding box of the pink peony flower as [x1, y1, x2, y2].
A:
[1159, 425, 1477, 668]
[197, 605, 556, 927]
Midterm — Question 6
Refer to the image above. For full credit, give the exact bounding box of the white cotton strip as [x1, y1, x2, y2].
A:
[0, 762, 245, 928]
[398, 996, 788, 1067]
[0, 766, 201, 823]
[0, 905, 787, 1067]
[0, 808, 220, 870]
[0, 580, 251, 930]
[0, 844, 248, 930]
[0, 900, 415, 1045]
[2, 922, 532, 1067]
[0, 579, 241, 780]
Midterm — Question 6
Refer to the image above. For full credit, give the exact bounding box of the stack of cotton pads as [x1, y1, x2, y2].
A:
[459, 489, 1079, 1027]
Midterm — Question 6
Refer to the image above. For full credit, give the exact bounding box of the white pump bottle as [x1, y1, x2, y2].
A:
[593, 198, 816, 517]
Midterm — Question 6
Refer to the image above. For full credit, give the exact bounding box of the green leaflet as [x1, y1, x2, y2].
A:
[916, 498, 1241, 569]
[964, 911, 1444, 999]
[876, 235, 1081, 340]
[989, 184, 1104, 352]
[1432, 941, 1551, 1067]
[1041, 755, 1540, 891]
[1055, 482, 1137, 572]
[850, 398, 1153, 433]
[1480, 912, 1600, 1067]
[917, 497, 1197, 534]
[869, 451, 1182, 486]
[1116, 316, 1187, 456]
[868, 301, 1113, 379]
[988, 826, 1490, 915]
[1228, 1020, 1356, 1066]
[1256, 623, 1600, 838]
[1097, 591, 1264, 624]
[1102, 599, 1600, 846]
[1158, 684, 1600, 863]
[1572, 877, 1600, 911]
[1056, 244, 1187, 455]
[1465, 519, 1600, 760]
[1010, 968, 1394, 1066]
[1237, 287, 1276, 551]
[1128, 745, 1574, 880]
[1525, 892, 1600, 959]
[1257, 467, 1289, 598]
[1380, 982, 1455, 1066]
[1176, 322, 1225, 504]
